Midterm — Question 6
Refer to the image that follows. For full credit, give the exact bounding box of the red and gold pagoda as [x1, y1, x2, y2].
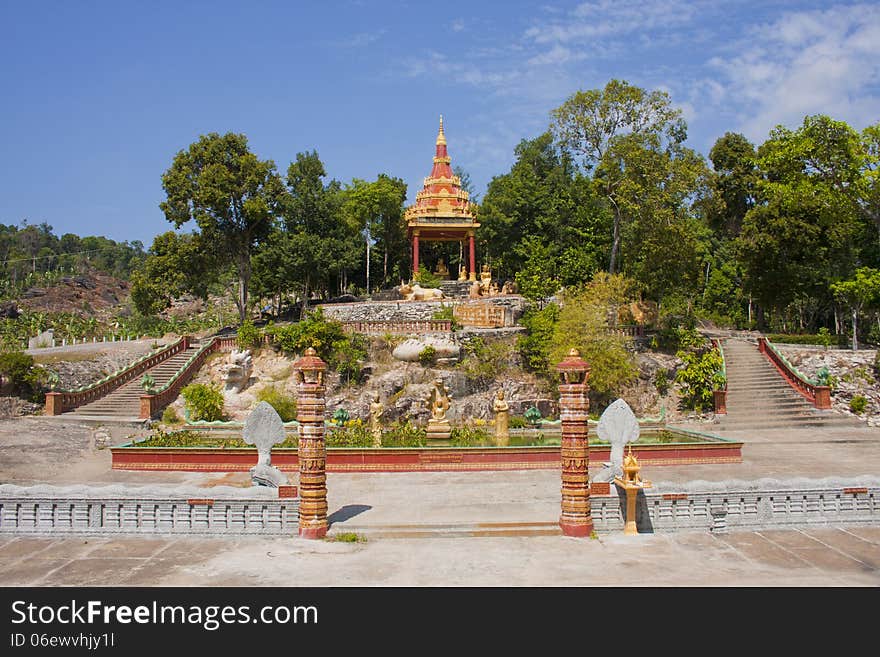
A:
[405, 116, 479, 281]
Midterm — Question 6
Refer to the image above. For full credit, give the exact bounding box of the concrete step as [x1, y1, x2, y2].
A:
[727, 393, 807, 403]
[727, 384, 804, 393]
[727, 391, 810, 400]
[727, 400, 812, 409]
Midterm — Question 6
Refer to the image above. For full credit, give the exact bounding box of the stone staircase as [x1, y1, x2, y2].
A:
[717, 338, 863, 432]
[67, 341, 205, 420]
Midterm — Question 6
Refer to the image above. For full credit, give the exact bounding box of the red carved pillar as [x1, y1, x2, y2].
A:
[468, 232, 476, 281]
[293, 347, 328, 539]
[556, 348, 593, 538]
[412, 231, 420, 277]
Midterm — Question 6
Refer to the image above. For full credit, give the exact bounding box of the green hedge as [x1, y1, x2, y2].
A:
[765, 333, 844, 346]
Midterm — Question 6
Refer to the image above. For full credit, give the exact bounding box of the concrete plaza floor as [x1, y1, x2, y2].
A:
[0, 416, 878, 586]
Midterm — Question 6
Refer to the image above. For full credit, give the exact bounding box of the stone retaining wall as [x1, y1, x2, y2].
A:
[0, 485, 299, 536]
[592, 477, 878, 533]
[317, 296, 527, 326]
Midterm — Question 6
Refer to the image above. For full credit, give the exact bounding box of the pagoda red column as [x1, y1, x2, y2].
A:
[468, 233, 476, 281]
[293, 347, 328, 539]
[412, 231, 420, 277]
[556, 349, 593, 538]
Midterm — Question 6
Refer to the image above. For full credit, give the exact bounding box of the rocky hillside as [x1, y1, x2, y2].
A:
[174, 335, 689, 425]
[778, 345, 879, 425]
[17, 271, 130, 319]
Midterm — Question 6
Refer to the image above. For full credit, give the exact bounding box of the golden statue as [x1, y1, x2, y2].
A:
[426, 378, 451, 440]
[431, 379, 449, 421]
[493, 389, 510, 446]
[458, 264, 467, 281]
[435, 258, 449, 278]
[369, 392, 384, 447]
[480, 263, 492, 293]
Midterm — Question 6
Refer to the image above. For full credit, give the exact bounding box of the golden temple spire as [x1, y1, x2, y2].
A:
[436, 115, 446, 146]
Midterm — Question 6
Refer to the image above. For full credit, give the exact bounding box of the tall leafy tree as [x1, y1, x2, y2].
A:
[708, 132, 758, 239]
[342, 174, 407, 290]
[478, 132, 609, 292]
[831, 267, 880, 350]
[281, 151, 359, 305]
[737, 115, 875, 329]
[551, 79, 687, 274]
[160, 132, 283, 322]
[611, 136, 712, 304]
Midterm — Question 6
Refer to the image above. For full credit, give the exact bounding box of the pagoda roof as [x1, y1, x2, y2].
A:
[405, 117, 479, 230]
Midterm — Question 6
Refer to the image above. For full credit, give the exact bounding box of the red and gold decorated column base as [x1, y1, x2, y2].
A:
[294, 348, 329, 540]
[299, 525, 328, 539]
[560, 519, 594, 537]
[556, 350, 593, 538]
[559, 448, 593, 537]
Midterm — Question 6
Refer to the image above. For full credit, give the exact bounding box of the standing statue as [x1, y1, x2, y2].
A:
[369, 392, 384, 447]
[479, 264, 492, 294]
[426, 378, 451, 440]
[493, 389, 510, 446]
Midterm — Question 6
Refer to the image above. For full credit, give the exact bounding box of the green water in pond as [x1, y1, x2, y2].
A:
[131, 429, 710, 449]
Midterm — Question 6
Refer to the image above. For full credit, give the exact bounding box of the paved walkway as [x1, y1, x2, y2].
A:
[0, 416, 878, 586]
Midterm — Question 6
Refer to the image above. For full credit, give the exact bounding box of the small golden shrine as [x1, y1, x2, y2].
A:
[614, 446, 652, 536]
[405, 116, 480, 280]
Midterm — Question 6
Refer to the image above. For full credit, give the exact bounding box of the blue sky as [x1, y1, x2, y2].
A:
[1, 1, 878, 246]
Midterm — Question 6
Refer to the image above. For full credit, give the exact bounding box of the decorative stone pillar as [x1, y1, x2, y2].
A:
[468, 232, 476, 281]
[556, 348, 593, 538]
[44, 392, 63, 416]
[412, 231, 420, 277]
[713, 389, 727, 414]
[293, 347, 328, 539]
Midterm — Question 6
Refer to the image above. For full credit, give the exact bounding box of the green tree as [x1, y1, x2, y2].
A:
[160, 132, 283, 322]
[736, 115, 874, 330]
[517, 303, 560, 374]
[831, 267, 880, 350]
[707, 133, 758, 239]
[281, 151, 359, 305]
[478, 132, 609, 288]
[342, 174, 407, 290]
[551, 79, 687, 274]
[548, 274, 638, 396]
[130, 231, 220, 315]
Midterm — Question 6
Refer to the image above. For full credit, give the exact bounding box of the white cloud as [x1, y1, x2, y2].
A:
[451, 18, 465, 32]
[525, 0, 700, 44]
[706, 3, 880, 141]
[527, 44, 587, 67]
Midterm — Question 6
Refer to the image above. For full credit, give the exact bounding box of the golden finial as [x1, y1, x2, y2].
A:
[436, 115, 447, 146]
